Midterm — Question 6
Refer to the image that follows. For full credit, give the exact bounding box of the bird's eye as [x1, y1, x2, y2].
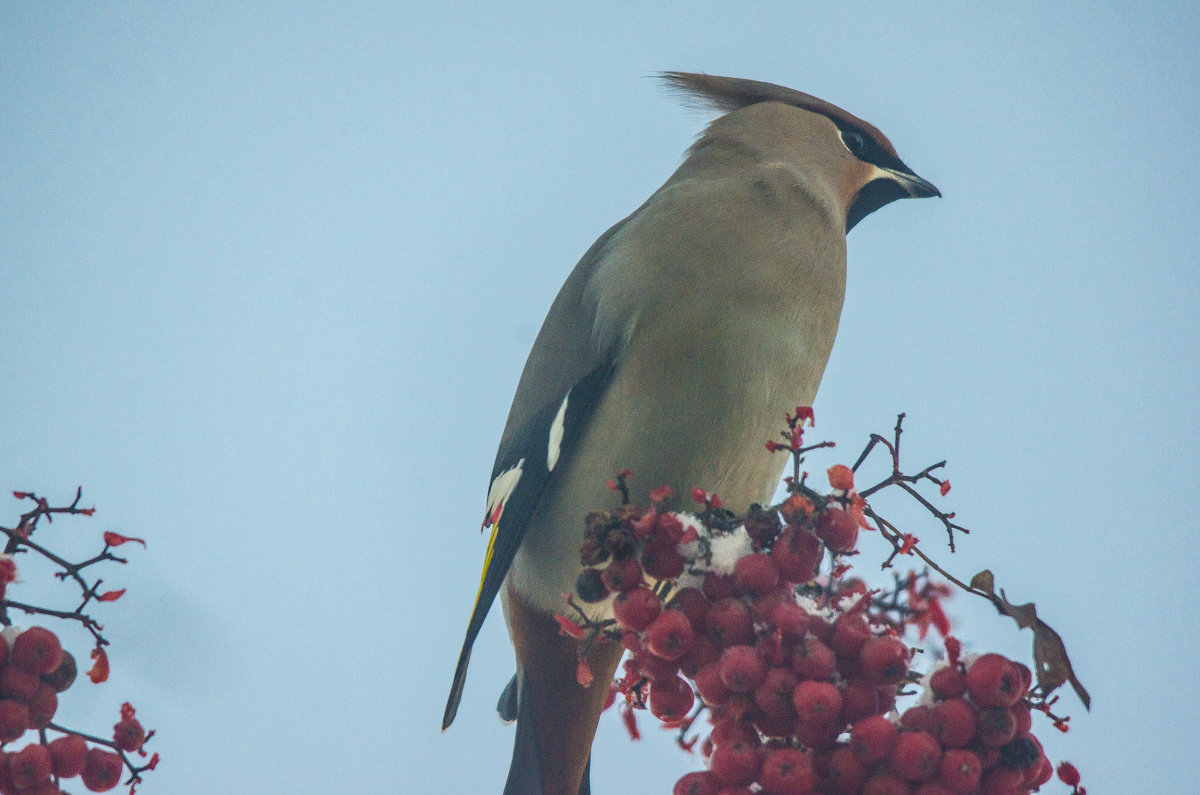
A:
[841, 130, 866, 156]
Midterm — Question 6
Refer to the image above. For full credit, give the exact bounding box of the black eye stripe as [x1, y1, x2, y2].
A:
[836, 124, 909, 174]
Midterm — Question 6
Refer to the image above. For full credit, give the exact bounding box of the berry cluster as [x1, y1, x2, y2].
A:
[563, 411, 1082, 794]
[0, 626, 144, 794]
[1, 490, 158, 793]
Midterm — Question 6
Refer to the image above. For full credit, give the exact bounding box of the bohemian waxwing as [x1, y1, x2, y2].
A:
[443, 72, 939, 795]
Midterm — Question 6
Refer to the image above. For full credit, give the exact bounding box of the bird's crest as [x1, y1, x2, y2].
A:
[659, 71, 899, 159]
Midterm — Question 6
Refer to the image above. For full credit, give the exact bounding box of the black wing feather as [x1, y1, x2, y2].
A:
[442, 362, 612, 730]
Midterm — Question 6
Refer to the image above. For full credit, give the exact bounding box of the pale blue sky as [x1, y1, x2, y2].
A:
[2, 4, 1197, 792]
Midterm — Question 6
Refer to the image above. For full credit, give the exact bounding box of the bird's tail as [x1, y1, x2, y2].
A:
[502, 593, 624, 795]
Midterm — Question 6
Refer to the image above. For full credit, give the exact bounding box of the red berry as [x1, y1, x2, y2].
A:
[641, 534, 686, 579]
[789, 635, 836, 681]
[911, 784, 956, 795]
[702, 572, 739, 600]
[750, 588, 793, 624]
[47, 734, 87, 778]
[1026, 754, 1053, 787]
[574, 568, 609, 602]
[0, 667, 39, 702]
[40, 650, 77, 693]
[975, 706, 1017, 747]
[612, 586, 662, 632]
[839, 678, 881, 723]
[1012, 661, 1033, 694]
[999, 734, 1041, 772]
[770, 602, 809, 641]
[1057, 761, 1081, 786]
[113, 716, 146, 753]
[899, 704, 932, 732]
[806, 613, 833, 642]
[859, 636, 910, 685]
[602, 557, 643, 593]
[974, 745, 1001, 769]
[705, 599, 754, 648]
[709, 739, 761, 787]
[753, 711, 795, 739]
[793, 717, 841, 751]
[929, 665, 966, 700]
[668, 587, 711, 630]
[791, 680, 842, 727]
[709, 717, 758, 748]
[937, 748, 982, 793]
[677, 634, 720, 678]
[636, 650, 679, 681]
[26, 684, 57, 729]
[753, 667, 799, 719]
[9, 743, 51, 789]
[850, 715, 897, 764]
[815, 507, 859, 552]
[733, 553, 779, 595]
[771, 526, 823, 583]
[876, 683, 898, 715]
[965, 653, 1022, 708]
[889, 730, 942, 782]
[1010, 700, 1032, 734]
[646, 609, 695, 661]
[826, 746, 869, 794]
[928, 698, 976, 749]
[861, 770, 910, 795]
[11, 629, 62, 677]
[648, 675, 694, 721]
[0, 699, 29, 742]
[759, 747, 815, 795]
[829, 613, 871, 657]
[81, 747, 123, 791]
[674, 771, 721, 795]
[719, 645, 768, 693]
[978, 764, 1023, 793]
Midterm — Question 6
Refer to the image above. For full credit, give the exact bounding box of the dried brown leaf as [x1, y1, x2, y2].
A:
[970, 570, 1091, 710]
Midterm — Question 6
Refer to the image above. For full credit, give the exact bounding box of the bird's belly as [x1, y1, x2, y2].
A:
[506, 323, 830, 618]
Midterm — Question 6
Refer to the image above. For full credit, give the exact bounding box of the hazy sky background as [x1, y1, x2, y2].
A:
[2, 4, 1197, 793]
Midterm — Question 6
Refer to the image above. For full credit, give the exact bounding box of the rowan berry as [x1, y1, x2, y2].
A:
[708, 739, 760, 787]
[705, 599, 754, 648]
[889, 730, 942, 782]
[81, 747, 122, 791]
[937, 748, 982, 793]
[815, 507, 859, 552]
[648, 675, 694, 721]
[602, 558, 643, 593]
[646, 609, 694, 661]
[733, 553, 779, 595]
[792, 680, 842, 727]
[965, 653, 1022, 708]
[47, 734, 87, 778]
[11, 629, 62, 677]
[612, 586, 661, 632]
[859, 636, 910, 685]
[849, 715, 897, 764]
[928, 698, 976, 749]
[753, 667, 799, 719]
[759, 747, 815, 795]
[771, 526, 823, 583]
[719, 645, 768, 693]
[9, 743, 51, 790]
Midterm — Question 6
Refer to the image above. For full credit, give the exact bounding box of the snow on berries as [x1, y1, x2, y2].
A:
[559, 408, 1084, 794]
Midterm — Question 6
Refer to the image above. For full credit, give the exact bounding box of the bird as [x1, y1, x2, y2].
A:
[442, 71, 939, 795]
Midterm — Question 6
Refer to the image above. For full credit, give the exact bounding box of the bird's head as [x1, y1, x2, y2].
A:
[661, 71, 939, 232]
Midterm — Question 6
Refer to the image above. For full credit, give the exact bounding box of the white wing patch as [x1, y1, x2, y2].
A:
[547, 393, 569, 471]
[483, 458, 524, 528]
